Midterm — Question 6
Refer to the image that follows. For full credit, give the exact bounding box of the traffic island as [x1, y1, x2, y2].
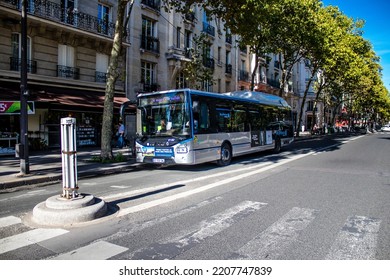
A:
[31, 193, 107, 227]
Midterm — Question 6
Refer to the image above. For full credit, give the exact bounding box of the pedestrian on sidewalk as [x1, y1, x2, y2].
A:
[117, 120, 125, 148]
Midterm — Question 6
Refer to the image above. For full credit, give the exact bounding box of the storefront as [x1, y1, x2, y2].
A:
[0, 84, 129, 155]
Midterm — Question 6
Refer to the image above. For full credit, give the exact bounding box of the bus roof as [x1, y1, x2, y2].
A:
[137, 89, 291, 109]
[222, 91, 290, 108]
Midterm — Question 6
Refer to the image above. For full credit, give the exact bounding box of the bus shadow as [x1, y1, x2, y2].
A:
[108, 184, 186, 205]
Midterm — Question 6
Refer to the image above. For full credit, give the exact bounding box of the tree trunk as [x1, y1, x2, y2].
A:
[250, 52, 259, 91]
[100, 0, 128, 160]
[296, 67, 317, 137]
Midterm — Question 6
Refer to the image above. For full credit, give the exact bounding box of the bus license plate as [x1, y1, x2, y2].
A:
[153, 158, 165, 163]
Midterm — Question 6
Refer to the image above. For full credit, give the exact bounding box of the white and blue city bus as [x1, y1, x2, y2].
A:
[133, 89, 294, 166]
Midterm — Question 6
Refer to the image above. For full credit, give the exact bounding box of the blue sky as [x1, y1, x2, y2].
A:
[322, 0, 390, 92]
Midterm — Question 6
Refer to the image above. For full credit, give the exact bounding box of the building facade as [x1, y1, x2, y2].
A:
[0, 0, 129, 153]
[0, 0, 324, 155]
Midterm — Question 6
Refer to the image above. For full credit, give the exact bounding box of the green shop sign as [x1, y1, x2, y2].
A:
[0, 101, 35, 115]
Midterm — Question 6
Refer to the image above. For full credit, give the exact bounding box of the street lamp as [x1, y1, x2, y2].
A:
[20, 0, 29, 174]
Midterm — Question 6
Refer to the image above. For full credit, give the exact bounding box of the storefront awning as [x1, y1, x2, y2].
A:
[0, 85, 130, 112]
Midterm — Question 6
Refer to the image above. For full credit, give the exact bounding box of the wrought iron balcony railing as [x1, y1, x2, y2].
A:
[141, 0, 160, 11]
[57, 65, 80, 80]
[225, 64, 232, 74]
[267, 78, 280, 88]
[0, 0, 130, 43]
[225, 34, 232, 44]
[142, 83, 159, 92]
[202, 22, 215, 37]
[239, 70, 249, 81]
[141, 35, 160, 53]
[203, 57, 214, 69]
[95, 71, 107, 83]
[10, 57, 37, 73]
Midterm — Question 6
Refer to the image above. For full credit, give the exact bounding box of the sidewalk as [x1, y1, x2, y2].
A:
[0, 147, 139, 191]
[1, 133, 316, 191]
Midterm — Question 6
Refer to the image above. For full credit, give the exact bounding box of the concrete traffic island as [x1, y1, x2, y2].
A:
[32, 194, 107, 227]
[28, 117, 109, 227]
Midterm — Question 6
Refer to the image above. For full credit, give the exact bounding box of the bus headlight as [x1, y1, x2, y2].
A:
[176, 144, 188, 154]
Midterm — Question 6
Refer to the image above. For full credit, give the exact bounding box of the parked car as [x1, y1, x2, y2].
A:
[381, 125, 390, 132]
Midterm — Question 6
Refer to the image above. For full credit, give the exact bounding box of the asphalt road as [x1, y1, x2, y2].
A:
[1, 132, 389, 261]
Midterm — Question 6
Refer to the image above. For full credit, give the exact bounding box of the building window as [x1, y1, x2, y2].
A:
[61, 0, 76, 25]
[184, 30, 192, 58]
[176, 27, 181, 48]
[10, 33, 36, 73]
[176, 73, 187, 89]
[98, 3, 111, 35]
[11, 33, 31, 61]
[95, 53, 109, 83]
[202, 10, 215, 36]
[141, 61, 157, 91]
[57, 44, 79, 79]
[141, 17, 159, 53]
[225, 50, 232, 74]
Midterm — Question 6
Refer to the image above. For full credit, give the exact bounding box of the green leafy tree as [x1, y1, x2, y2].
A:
[182, 33, 215, 90]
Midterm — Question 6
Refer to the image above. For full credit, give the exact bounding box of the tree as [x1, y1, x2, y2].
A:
[100, 0, 134, 161]
[182, 33, 215, 90]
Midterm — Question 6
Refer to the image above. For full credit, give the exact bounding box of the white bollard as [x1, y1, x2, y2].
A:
[60, 117, 78, 199]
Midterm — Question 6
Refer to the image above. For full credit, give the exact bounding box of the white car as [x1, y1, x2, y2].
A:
[381, 125, 390, 132]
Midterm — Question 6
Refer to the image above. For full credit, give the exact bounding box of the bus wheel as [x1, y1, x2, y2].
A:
[217, 143, 232, 166]
[274, 138, 281, 153]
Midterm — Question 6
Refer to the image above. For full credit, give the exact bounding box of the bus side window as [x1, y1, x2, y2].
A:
[199, 102, 210, 133]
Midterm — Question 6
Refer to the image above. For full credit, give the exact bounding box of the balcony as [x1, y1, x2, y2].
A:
[57, 65, 80, 80]
[225, 64, 232, 74]
[203, 57, 215, 69]
[0, 0, 130, 43]
[225, 34, 232, 44]
[142, 83, 159, 92]
[141, 0, 160, 11]
[239, 70, 249, 81]
[184, 11, 195, 22]
[202, 22, 215, 37]
[95, 71, 107, 83]
[141, 35, 160, 53]
[10, 57, 37, 74]
[267, 78, 280, 88]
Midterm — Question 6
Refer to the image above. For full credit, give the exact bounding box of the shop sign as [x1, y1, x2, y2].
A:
[0, 101, 35, 115]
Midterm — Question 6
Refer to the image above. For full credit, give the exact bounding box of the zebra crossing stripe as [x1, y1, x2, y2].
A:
[0, 228, 68, 255]
[0, 216, 21, 228]
[51, 241, 128, 260]
[130, 201, 267, 259]
[326, 215, 381, 260]
[233, 207, 318, 259]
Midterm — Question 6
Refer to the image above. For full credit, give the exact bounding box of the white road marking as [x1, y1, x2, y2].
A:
[51, 241, 128, 260]
[110, 185, 132, 189]
[130, 201, 266, 259]
[326, 215, 381, 260]
[108, 197, 223, 241]
[234, 207, 318, 259]
[0, 216, 21, 228]
[0, 228, 68, 254]
[117, 153, 312, 216]
[103, 161, 274, 201]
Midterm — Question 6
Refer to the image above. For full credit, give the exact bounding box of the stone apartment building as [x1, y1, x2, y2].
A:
[0, 0, 319, 154]
[0, 0, 129, 152]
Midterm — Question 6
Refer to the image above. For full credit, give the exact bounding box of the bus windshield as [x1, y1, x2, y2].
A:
[138, 91, 191, 137]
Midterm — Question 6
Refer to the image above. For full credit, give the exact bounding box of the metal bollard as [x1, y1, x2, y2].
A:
[60, 117, 78, 199]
